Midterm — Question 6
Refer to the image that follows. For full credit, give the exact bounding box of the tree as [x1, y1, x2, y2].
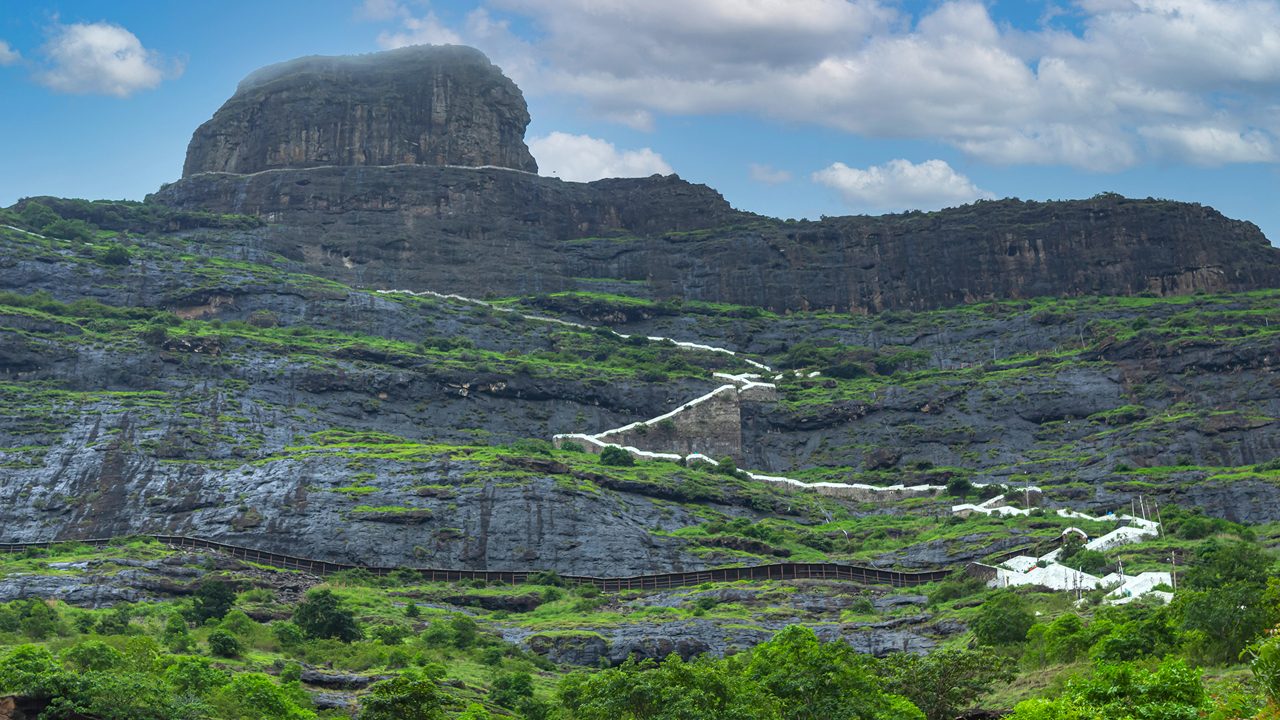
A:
[1067, 658, 1207, 720]
[207, 628, 242, 658]
[211, 673, 316, 720]
[163, 656, 229, 699]
[1176, 582, 1272, 664]
[880, 647, 1014, 720]
[0, 644, 60, 694]
[100, 244, 131, 266]
[599, 445, 634, 467]
[490, 671, 535, 709]
[1182, 538, 1271, 590]
[163, 612, 193, 652]
[449, 613, 478, 649]
[359, 672, 447, 720]
[190, 579, 236, 623]
[1063, 548, 1109, 575]
[16, 598, 63, 639]
[745, 625, 913, 720]
[293, 588, 362, 642]
[1250, 634, 1280, 706]
[43, 217, 96, 242]
[558, 655, 778, 720]
[18, 201, 59, 231]
[971, 592, 1034, 646]
[63, 640, 127, 672]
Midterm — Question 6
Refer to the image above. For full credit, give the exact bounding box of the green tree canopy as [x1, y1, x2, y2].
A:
[971, 592, 1034, 646]
[880, 647, 1014, 720]
[294, 588, 362, 642]
[359, 671, 447, 720]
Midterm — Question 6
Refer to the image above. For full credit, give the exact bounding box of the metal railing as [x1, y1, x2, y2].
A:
[1, 534, 1000, 590]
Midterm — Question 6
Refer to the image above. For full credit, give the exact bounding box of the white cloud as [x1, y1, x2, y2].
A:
[37, 22, 176, 97]
[0, 41, 20, 66]
[749, 163, 793, 185]
[377, 7, 538, 88]
[1140, 123, 1276, 165]
[373, 0, 1280, 169]
[378, 11, 463, 46]
[356, 0, 407, 21]
[528, 132, 673, 181]
[812, 159, 992, 211]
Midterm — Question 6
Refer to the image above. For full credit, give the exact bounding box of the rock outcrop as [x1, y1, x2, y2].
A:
[182, 45, 536, 177]
[153, 165, 1280, 312]
[162, 46, 1280, 312]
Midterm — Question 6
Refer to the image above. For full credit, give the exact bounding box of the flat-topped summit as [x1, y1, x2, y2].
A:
[181, 44, 537, 177]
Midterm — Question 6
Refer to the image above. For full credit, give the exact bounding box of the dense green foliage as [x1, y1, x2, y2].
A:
[294, 589, 363, 642]
[559, 627, 923, 720]
[0, 525, 1278, 719]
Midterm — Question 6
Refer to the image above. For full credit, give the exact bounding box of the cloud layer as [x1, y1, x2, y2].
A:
[528, 132, 673, 181]
[38, 22, 177, 97]
[813, 159, 992, 212]
[372, 0, 1280, 170]
[0, 41, 19, 66]
[749, 163, 793, 185]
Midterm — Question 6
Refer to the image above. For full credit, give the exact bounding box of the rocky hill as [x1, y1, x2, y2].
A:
[182, 45, 537, 176]
[1, 45, 1278, 574]
[158, 46, 1280, 314]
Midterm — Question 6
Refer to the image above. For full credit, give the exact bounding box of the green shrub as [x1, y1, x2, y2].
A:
[190, 579, 237, 623]
[208, 628, 242, 658]
[211, 672, 316, 720]
[294, 589, 362, 643]
[272, 620, 306, 648]
[19, 201, 60, 231]
[449, 614, 479, 649]
[359, 671, 446, 720]
[99, 244, 131, 265]
[599, 446, 634, 467]
[62, 640, 127, 672]
[490, 671, 534, 709]
[44, 217, 96, 242]
[972, 592, 1034, 646]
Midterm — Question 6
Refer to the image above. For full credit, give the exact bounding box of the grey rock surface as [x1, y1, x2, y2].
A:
[183, 45, 536, 176]
[152, 168, 1280, 314]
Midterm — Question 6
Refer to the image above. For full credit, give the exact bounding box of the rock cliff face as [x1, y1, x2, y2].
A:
[163, 45, 1280, 311]
[182, 45, 536, 177]
[153, 166, 1280, 312]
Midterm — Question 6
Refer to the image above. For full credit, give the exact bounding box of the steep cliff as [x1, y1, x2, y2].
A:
[152, 166, 1280, 312]
[164, 46, 1280, 312]
[182, 45, 537, 176]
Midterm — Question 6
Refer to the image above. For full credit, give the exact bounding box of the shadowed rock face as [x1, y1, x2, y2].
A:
[182, 45, 536, 177]
[152, 166, 1280, 313]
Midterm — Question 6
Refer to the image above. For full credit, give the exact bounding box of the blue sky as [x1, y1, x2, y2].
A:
[1, 1, 1277, 244]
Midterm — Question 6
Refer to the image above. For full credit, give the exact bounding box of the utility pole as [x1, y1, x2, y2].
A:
[1170, 551, 1177, 591]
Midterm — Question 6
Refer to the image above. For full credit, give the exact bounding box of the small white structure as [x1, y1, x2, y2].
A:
[973, 506, 1169, 604]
